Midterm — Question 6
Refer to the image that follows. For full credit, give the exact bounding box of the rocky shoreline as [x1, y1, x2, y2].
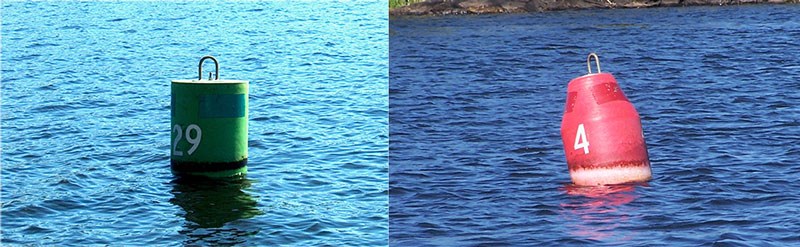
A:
[390, 0, 796, 16]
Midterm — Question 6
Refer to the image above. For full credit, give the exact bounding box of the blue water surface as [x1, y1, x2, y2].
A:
[2, 1, 387, 246]
[390, 4, 800, 246]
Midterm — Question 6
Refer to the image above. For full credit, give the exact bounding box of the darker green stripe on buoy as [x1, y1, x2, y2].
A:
[199, 94, 246, 118]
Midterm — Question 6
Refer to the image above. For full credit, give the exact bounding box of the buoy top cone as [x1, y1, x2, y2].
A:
[560, 53, 651, 186]
[566, 54, 619, 101]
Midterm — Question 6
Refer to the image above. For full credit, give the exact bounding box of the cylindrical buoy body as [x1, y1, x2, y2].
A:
[171, 79, 249, 178]
[560, 72, 651, 186]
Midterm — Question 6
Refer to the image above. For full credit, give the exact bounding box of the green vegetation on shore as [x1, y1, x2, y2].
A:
[389, 0, 423, 9]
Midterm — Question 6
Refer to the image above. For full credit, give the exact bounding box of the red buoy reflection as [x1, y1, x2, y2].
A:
[559, 183, 647, 242]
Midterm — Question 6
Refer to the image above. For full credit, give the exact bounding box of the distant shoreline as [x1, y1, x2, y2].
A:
[390, 0, 798, 16]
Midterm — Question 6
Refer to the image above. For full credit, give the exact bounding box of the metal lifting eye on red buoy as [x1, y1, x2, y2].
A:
[559, 53, 652, 186]
[587, 53, 601, 74]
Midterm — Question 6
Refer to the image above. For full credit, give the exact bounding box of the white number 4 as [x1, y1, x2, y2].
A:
[574, 123, 589, 154]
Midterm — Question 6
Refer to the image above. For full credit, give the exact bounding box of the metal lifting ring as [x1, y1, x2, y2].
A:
[587, 53, 601, 74]
[198, 55, 219, 80]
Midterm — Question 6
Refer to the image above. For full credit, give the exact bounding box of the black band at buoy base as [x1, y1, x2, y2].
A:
[171, 159, 247, 178]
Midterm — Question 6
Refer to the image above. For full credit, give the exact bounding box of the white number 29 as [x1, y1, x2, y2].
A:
[574, 123, 589, 154]
[172, 124, 202, 156]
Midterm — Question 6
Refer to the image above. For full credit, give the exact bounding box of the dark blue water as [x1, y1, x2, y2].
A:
[390, 5, 800, 246]
[2, 1, 387, 246]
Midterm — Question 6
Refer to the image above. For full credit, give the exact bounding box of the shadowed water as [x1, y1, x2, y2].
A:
[2, 1, 387, 245]
[390, 5, 800, 246]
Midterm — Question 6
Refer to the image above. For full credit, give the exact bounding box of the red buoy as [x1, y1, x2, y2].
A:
[560, 53, 651, 186]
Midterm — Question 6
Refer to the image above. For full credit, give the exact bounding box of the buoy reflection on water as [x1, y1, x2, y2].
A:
[560, 183, 646, 242]
[170, 176, 263, 228]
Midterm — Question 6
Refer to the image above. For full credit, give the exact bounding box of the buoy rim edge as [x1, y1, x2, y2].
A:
[172, 79, 249, 84]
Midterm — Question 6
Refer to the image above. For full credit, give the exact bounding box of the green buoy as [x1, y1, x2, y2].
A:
[171, 56, 249, 178]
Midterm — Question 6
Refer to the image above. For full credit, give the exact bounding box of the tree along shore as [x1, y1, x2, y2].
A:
[390, 0, 798, 16]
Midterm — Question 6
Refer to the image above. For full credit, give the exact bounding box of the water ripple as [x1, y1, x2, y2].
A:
[390, 5, 800, 246]
[2, 1, 387, 246]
